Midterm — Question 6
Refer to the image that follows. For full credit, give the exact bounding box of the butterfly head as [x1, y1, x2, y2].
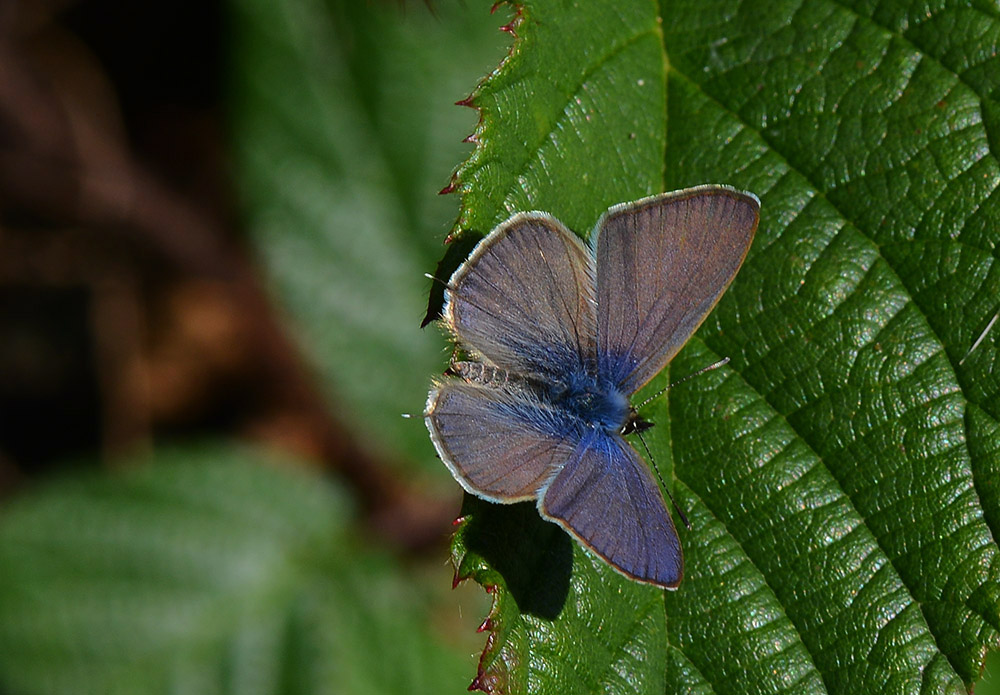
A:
[620, 410, 654, 437]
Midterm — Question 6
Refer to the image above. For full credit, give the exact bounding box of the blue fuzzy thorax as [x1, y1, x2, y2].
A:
[545, 370, 629, 435]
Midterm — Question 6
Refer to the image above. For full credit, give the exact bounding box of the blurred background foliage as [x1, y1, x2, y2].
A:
[0, 0, 507, 692]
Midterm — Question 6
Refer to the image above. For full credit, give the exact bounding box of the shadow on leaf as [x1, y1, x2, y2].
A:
[459, 495, 572, 620]
[421, 232, 484, 327]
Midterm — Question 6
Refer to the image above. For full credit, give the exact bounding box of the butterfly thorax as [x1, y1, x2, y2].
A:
[551, 376, 630, 434]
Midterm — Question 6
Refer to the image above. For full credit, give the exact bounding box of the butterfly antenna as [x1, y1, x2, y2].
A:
[635, 429, 691, 530]
[634, 357, 730, 411]
[630, 357, 731, 530]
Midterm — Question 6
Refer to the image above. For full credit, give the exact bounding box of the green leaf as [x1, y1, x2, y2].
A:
[442, 0, 1000, 693]
[0, 443, 470, 695]
[450, 2, 666, 237]
[228, 0, 509, 465]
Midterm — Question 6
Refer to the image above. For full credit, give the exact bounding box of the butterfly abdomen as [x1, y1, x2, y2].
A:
[450, 361, 513, 388]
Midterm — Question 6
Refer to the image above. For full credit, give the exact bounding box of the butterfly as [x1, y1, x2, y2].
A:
[425, 185, 759, 588]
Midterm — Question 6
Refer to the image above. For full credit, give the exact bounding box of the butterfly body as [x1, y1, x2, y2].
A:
[426, 185, 760, 588]
[453, 357, 631, 435]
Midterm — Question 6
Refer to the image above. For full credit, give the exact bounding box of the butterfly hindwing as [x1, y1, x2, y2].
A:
[539, 430, 682, 588]
[426, 380, 578, 503]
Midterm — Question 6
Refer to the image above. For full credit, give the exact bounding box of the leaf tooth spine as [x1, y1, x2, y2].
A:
[439, 174, 460, 195]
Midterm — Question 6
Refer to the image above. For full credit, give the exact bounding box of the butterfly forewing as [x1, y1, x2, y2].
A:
[594, 187, 759, 395]
[446, 213, 597, 383]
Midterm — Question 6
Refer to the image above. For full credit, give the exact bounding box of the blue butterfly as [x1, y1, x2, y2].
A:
[426, 185, 759, 588]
